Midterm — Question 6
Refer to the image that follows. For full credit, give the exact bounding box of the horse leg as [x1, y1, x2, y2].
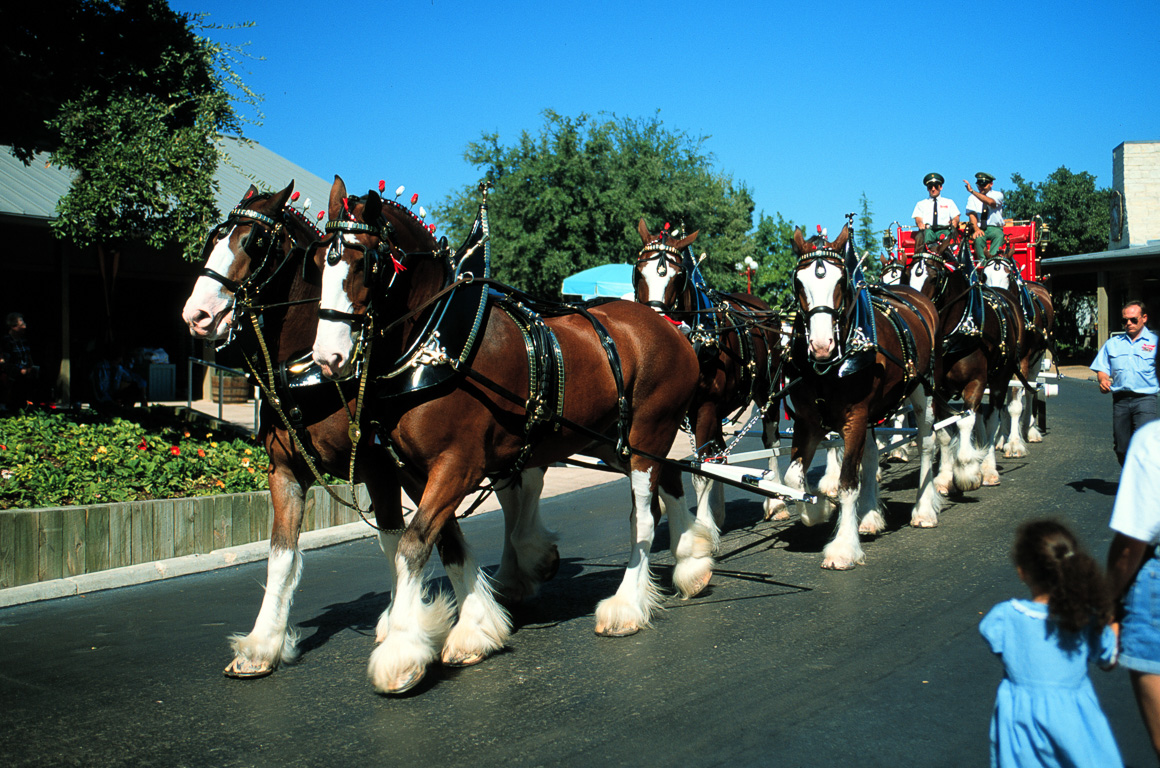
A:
[761, 409, 790, 522]
[979, 399, 1003, 486]
[817, 443, 843, 499]
[857, 431, 885, 535]
[368, 489, 461, 694]
[224, 465, 304, 678]
[933, 421, 955, 496]
[493, 467, 560, 603]
[1004, 383, 1030, 458]
[595, 461, 664, 636]
[822, 426, 867, 570]
[663, 464, 715, 599]
[786, 428, 827, 526]
[951, 395, 987, 492]
[688, 402, 726, 537]
[439, 518, 512, 668]
[908, 388, 944, 528]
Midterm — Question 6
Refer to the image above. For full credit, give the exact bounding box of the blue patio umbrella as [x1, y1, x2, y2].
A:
[560, 263, 635, 300]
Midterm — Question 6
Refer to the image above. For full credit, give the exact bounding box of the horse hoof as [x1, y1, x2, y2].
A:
[442, 649, 488, 668]
[911, 518, 938, 529]
[374, 667, 426, 695]
[680, 572, 712, 600]
[821, 559, 857, 571]
[223, 657, 276, 679]
[768, 508, 791, 522]
[595, 622, 640, 638]
[983, 477, 1001, 487]
[540, 545, 561, 582]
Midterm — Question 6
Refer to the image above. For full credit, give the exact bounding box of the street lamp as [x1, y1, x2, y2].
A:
[735, 256, 759, 293]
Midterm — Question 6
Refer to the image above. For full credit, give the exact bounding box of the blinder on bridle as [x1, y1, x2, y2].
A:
[198, 207, 284, 296]
[795, 246, 849, 321]
[317, 216, 399, 327]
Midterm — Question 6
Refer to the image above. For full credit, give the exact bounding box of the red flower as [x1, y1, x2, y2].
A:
[0, 444, 6, 450]
[197, 448, 206, 458]
[170, 446, 180, 456]
[137, 439, 148, 451]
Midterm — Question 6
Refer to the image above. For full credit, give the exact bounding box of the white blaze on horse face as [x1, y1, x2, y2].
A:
[797, 260, 842, 360]
[312, 246, 358, 379]
[638, 259, 672, 310]
[181, 231, 240, 338]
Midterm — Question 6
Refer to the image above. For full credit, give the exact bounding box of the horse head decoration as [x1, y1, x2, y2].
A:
[633, 220, 701, 313]
[791, 225, 875, 370]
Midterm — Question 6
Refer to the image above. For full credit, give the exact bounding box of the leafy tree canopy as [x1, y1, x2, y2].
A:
[435, 110, 758, 299]
[1004, 167, 1110, 258]
[750, 211, 801, 309]
[2, 0, 257, 256]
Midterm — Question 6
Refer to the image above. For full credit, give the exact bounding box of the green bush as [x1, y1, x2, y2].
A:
[0, 408, 271, 509]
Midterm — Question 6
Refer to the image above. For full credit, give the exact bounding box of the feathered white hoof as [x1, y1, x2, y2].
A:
[982, 472, 1001, 487]
[441, 617, 508, 668]
[910, 509, 939, 528]
[934, 474, 953, 496]
[1004, 442, 1029, 459]
[858, 510, 886, 535]
[800, 498, 833, 527]
[1028, 426, 1043, 443]
[817, 472, 840, 498]
[821, 540, 864, 570]
[368, 592, 454, 695]
[763, 497, 788, 522]
[673, 556, 713, 599]
[224, 628, 299, 678]
[595, 592, 656, 637]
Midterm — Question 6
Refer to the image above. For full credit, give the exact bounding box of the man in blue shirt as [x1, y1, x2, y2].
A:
[1091, 300, 1159, 464]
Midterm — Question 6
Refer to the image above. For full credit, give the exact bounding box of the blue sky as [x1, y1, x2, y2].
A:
[173, 0, 1159, 242]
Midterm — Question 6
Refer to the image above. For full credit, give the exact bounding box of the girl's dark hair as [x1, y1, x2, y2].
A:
[1013, 519, 1113, 633]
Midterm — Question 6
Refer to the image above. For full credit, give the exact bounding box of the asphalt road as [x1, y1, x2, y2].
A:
[1, 376, 1152, 767]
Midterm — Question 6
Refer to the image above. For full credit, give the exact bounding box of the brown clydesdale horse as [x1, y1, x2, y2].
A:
[632, 219, 788, 526]
[783, 225, 942, 569]
[311, 176, 705, 694]
[181, 182, 406, 679]
[904, 236, 1024, 490]
[980, 247, 1055, 458]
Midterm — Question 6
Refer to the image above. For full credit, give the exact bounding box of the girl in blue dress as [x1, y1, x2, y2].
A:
[980, 519, 1123, 768]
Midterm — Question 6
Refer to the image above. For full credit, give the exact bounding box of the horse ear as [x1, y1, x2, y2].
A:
[792, 228, 808, 255]
[673, 229, 699, 251]
[272, 181, 294, 210]
[364, 190, 383, 223]
[832, 225, 850, 254]
[637, 219, 652, 245]
[328, 175, 347, 221]
[240, 184, 260, 205]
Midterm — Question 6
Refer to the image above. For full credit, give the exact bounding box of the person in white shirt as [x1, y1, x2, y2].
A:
[912, 172, 960, 245]
[964, 172, 1005, 263]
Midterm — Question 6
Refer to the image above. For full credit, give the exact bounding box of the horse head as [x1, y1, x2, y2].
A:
[792, 224, 852, 362]
[182, 182, 301, 339]
[980, 244, 1018, 291]
[312, 175, 443, 380]
[633, 219, 700, 313]
[880, 254, 906, 286]
[904, 235, 958, 299]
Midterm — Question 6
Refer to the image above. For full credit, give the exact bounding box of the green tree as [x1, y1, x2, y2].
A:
[3, 1, 257, 257]
[750, 211, 801, 309]
[855, 192, 882, 282]
[1004, 167, 1110, 259]
[1005, 166, 1109, 359]
[435, 110, 757, 299]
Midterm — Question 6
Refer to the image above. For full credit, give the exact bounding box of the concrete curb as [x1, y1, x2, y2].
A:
[0, 521, 377, 609]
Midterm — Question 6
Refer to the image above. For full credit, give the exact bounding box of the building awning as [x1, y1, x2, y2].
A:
[1043, 243, 1160, 275]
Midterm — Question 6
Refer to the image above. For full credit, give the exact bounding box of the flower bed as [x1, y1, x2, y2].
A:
[0, 407, 271, 509]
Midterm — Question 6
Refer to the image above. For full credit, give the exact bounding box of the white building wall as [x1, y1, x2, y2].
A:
[1113, 141, 1160, 248]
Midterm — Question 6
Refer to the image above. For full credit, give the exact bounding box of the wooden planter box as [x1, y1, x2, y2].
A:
[0, 485, 370, 590]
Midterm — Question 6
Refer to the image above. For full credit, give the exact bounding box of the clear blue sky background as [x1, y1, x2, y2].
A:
[173, 0, 1159, 242]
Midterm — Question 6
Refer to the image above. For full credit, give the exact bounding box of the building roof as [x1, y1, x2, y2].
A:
[1042, 242, 1160, 273]
[0, 135, 332, 224]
